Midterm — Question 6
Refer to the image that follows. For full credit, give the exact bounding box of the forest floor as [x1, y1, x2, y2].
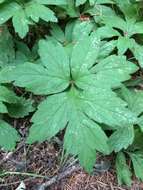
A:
[0, 131, 143, 190]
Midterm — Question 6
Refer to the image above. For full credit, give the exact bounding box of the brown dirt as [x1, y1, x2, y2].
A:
[1, 140, 143, 190]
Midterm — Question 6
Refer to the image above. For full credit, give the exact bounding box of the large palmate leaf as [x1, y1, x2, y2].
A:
[0, 120, 20, 151]
[0, 0, 67, 38]
[27, 88, 110, 172]
[0, 33, 138, 171]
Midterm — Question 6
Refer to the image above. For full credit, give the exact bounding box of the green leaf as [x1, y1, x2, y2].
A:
[102, 15, 126, 31]
[97, 40, 116, 60]
[109, 125, 134, 152]
[7, 98, 35, 118]
[131, 42, 143, 68]
[72, 20, 95, 41]
[0, 35, 138, 172]
[138, 116, 143, 132]
[35, 0, 67, 5]
[50, 20, 95, 45]
[0, 26, 15, 67]
[117, 37, 134, 55]
[50, 23, 66, 43]
[129, 153, 143, 181]
[62, 0, 79, 17]
[76, 0, 87, 6]
[27, 88, 110, 172]
[80, 88, 136, 127]
[96, 26, 120, 39]
[0, 120, 20, 151]
[0, 1, 59, 38]
[0, 86, 18, 104]
[102, 16, 143, 37]
[114, 0, 138, 19]
[71, 32, 100, 79]
[25, 2, 57, 23]
[94, 0, 114, 3]
[27, 86, 136, 145]
[120, 86, 143, 116]
[89, 0, 95, 5]
[12, 9, 29, 39]
[129, 130, 143, 152]
[90, 55, 138, 89]
[116, 152, 132, 186]
[86, 5, 116, 23]
[64, 112, 109, 172]
[0, 2, 20, 24]
[0, 63, 69, 95]
[27, 92, 69, 143]
[0, 102, 7, 113]
[39, 39, 70, 80]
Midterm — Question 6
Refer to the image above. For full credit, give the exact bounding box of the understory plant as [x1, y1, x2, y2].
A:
[0, 0, 143, 186]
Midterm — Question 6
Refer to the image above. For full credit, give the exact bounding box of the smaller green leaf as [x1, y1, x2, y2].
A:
[95, 0, 114, 3]
[96, 26, 120, 39]
[91, 55, 138, 89]
[25, 2, 57, 23]
[0, 2, 20, 24]
[116, 152, 132, 186]
[137, 116, 143, 132]
[132, 21, 143, 35]
[76, 0, 87, 6]
[0, 86, 18, 104]
[12, 9, 29, 38]
[0, 120, 20, 151]
[109, 125, 134, 152]
[98, 40, 116, 60]
[131, 42, 143, 68]
[50, 23, 65, 43]
[129, 153, 143, 181]
[72, 20, 95, 41]
[89, 0, 95, 5]
[102, 15, 126, 31]
[0, 102, 7, 113]
[35, 0, 67, 5]
[120, 86, 143, 116]
[0, 26, 15, 67]
[117, 37, 134, 55]
[87, 5, 116, 23]
[7, 98, 34, 118]
[114, 0, 138, 19]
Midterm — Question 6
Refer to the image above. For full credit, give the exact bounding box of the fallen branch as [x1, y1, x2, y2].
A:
[38, 165, 81, 190]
